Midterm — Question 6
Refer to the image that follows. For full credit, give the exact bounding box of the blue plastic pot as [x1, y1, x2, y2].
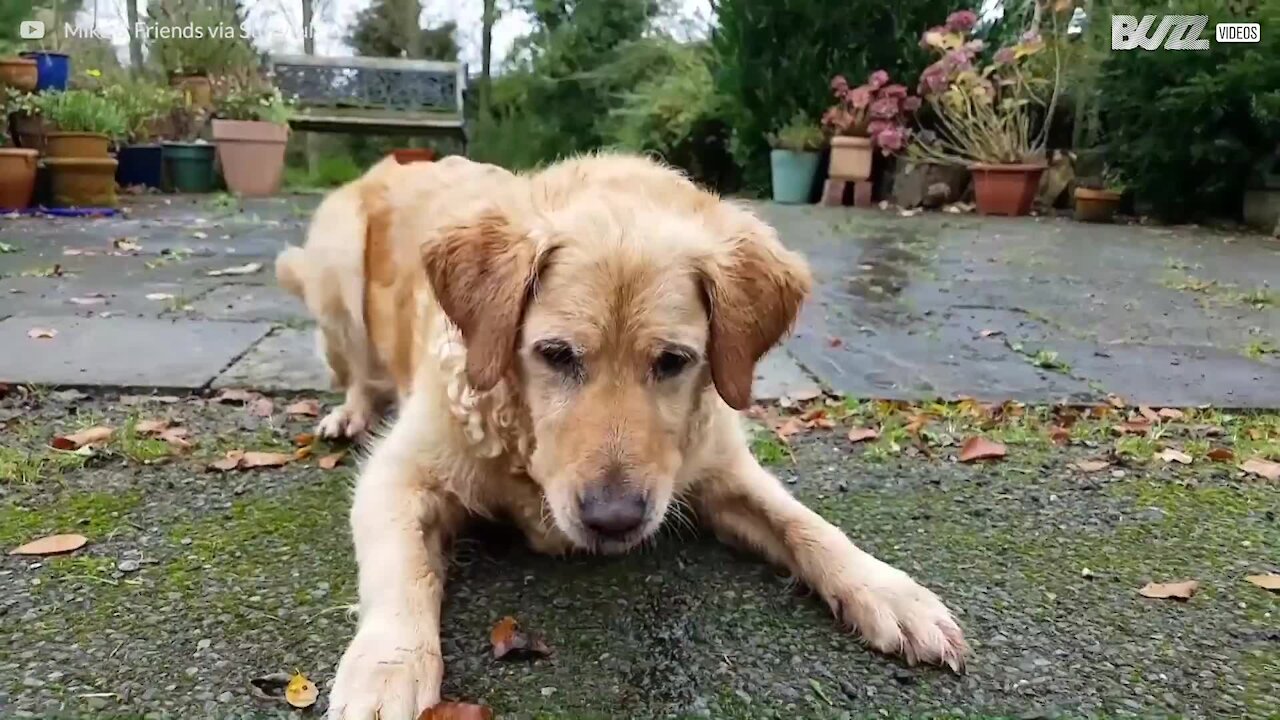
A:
[20, 52, 70, 91]
[117, 144, 164, 189]
[770, 149, 820, 204]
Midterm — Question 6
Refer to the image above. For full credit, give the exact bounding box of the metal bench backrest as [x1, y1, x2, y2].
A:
[270, 55, 464, 118]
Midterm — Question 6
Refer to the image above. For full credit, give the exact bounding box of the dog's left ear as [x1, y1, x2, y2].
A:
[421, 210, 547, 391]
[700, 212, 812, 410]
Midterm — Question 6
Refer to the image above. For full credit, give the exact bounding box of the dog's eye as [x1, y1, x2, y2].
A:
[535, 340, 582, 377]
[652, 351, 691, 380]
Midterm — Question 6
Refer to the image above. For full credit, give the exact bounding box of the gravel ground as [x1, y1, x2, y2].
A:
[0, 389, 1277, 719]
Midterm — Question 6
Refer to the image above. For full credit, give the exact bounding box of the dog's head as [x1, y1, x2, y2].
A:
[422, 186, 810, 553]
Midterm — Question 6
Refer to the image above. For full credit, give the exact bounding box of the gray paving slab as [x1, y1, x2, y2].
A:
[186, 283, 309, 323]
[211, 327, 330, 391]
[753, 348, 817, 401]
[0, 316, 271, 388]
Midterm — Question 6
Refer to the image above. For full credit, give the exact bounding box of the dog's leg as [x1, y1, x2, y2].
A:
[328, 414, 465, 720]
[316, 325, 383, 439]
[695, 447, 968, 671]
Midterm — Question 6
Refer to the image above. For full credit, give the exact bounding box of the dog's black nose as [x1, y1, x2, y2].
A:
[579, 486, 647, 538]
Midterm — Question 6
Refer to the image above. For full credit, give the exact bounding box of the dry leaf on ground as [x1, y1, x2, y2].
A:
[1207, 447, 1235, 462]
[1113, 420, 1153, 436]
[51, 425, 114, 450]
[294, 432, 316, 447]
[958, 437, 1006, 463]
[847, 427, 879, 443]
[209, 450, 245, 471]
[490, 616, 551, 660]
[1139, 579, 1199, 600]
[1106, 393, 1127, 409]
[1157, 408, 1185, 420]
[241, 451, 293, 468]
[318, 452, 346, 470]
[773, 417, 808, 442]
[799, 408, 836, 429]
[419, 703, 494, 720]
[285, 398, 321, 417]
[158, 427, 192, 450]
[247, 397, 275, 418]
[1240, 458, 1280, 481]
[1157, 448, 1192, 465]
[27, 327, 57, 339]
[1245, 574, 1280, 591]
[213, 388, 259, 404]
[1138, 406, 1160, 423]
[9, 533, 89, 556]
[206, 262, 263, 277]
[293, 445, 313, 461]
[135, 418, 171, 435]
[285, 672, 317, 709]
[1072, 459, 1112, 473]
[904, 413, 931, 436]
[1048, 426, 1070, 446]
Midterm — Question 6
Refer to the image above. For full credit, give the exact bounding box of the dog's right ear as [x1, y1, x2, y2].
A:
[421, 210, 544, 391]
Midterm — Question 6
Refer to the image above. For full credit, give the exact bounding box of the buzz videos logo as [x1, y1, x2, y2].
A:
[1112, 14, 1261, 50]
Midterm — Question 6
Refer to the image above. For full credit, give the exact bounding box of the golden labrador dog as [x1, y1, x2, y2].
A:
[276, 155, 517, 438]
[325, 153, 968, 719]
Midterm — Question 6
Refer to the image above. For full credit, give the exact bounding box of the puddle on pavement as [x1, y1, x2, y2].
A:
[841, 228, 940, 323]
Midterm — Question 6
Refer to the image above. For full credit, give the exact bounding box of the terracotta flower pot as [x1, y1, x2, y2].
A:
[170, 74, 213, 110]
[392, 148, 436, 164]
[0, 148, 39, 209]
[46, 132, 112, 159]
[971, 163, 1046, 216]
[9, 111, 52, 153]
[212, 119, 289, 197]
[45, 157, 120, 208]
[829, 135, 873, 181]
[0, 57, 38, 92]
[1073, 187, 1122, 223]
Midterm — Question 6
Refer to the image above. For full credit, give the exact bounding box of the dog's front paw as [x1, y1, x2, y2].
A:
[328, 626, 441, 720]
[826, 558, 968, 672]
[317, 404, 372, 439]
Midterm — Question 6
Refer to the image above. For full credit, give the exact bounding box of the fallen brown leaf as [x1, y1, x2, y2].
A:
[1137, 406, 1160, 423]
[1156, 448, 1192, 465]
[293, 432, 316, 447]
[1048, 426, 1070, 446]
[1072, 459, 1111, 473]
[209, 450, 245, 472]
[293, 445, 313, 461]
[800, 408, 836, 429]
[241, 451, 293, 468]
[1138, 579, 1198, 600]
[419, 703, 494, 720]
[285, 398, 321, 417]
[1106, 393, 1127, 409]
[318, 452, 346, 470]
[904, 413, 930, 436]
[285, 671, 317, 709]
[1239, 457, 1280, 481]
[158, 427, 192, 450]
[773, 417, 808, 442]
[213, 388, 259, 404]
[51, 425, 114, 450]
[1113, 420, 1153, 436]
[9, 533, 89, 556]
[135, 418, 171, 436]
[1206, 447, 1235, 462]
[1157, 408, 1185, 420]
[958, 437, 1006, 463]
[847, 427, 879, 443]
[247, 397, 275, 418]
[27, 327, 57, 339]
[490, 616, 551, 660]
[1245, 574, 1280, 591]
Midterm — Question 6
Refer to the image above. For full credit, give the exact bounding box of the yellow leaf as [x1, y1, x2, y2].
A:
[285, 671, 317, 709]
[10, 533, 89, 556]
[1245, 574, 1280, 591]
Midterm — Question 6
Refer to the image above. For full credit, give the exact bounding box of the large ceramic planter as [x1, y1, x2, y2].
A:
[117, 144, 164, 189]
[0, 57, 38, 92]
[46, 132, 111, 159]
[971, 163, 1046, 216]
[1073, 187, 1122, 223]
[770, 149, 819, 204]
[20, 51, 69, 91]
[9, 111, 51, 153]
[829, 135, 873, 181]
[45, 157, 119, 208]
[162, 142, 217, 193]
[170, 74, 213, 110]
[211, 119, 289, 197]
[0, 148, 39, 210]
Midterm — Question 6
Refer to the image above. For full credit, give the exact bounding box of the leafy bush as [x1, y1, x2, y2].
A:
[36, 90, 127, 138]
[285, 153, 363, 190]
[714, 0, 966, 190]
[767, 111, 823, 151]
[1098, 0, 1280, 221]
[215, 86, 294, 124]
[100, 81, 183, 143]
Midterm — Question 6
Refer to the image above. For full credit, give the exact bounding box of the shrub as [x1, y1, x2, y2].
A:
[1097, 0, 1280, 221]
[36, 90, 127, 138]
[100, 81, 184, 143]
[215, 86, 294, 124]
[768, 112, 823, 151]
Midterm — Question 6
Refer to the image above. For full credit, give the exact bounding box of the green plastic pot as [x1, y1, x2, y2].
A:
[162, 142, 217, 193]
[770, 149, 819, 204]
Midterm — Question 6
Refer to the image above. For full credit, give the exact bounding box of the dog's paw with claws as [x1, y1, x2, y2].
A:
[317, 404, 373, 439]
[826, 558, 968, 672]
[328, 626, 441, 720]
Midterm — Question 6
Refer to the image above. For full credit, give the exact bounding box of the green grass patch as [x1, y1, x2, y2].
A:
[0, 491, 142, 547]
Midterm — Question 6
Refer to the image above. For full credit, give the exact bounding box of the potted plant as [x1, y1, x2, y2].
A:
[767, 112, 823, 204]
[4, 88, 51, 152]
[0, 142, 39, 210]
[39, 89, 126, 158]
[107, 82, 182, 190]
[823, 71, 918, 182]
[1074, 167, 1125, 223]
[210, 85, 294, 196]
[152, 5, 258, 111]
[0, 57, 37, 93]
[908, 10, 1061, 216]
[162, 103, 216, 193]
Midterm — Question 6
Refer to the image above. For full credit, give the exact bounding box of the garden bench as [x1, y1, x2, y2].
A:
[268, 55, 467, 149]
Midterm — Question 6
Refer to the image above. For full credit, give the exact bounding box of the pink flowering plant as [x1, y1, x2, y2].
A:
[821, 70, 920, 156]
[909, 9, 1060, 166]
